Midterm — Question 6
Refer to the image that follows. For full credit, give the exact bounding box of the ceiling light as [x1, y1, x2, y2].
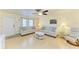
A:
[38, 12, 42, 15]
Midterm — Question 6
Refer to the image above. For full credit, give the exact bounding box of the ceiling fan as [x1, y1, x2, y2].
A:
[34, 9, 48, 15]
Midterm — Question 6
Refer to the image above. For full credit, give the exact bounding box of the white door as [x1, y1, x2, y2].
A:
[3, 16, 16, 37]
[0, 34, 5, 48]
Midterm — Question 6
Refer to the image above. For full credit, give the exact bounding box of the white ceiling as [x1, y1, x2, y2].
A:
[0, 9, 36, 16]
[0, 9, 59, 16]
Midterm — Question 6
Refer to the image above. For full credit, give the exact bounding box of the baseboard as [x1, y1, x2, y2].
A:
[45, 34, 56, 38]
[6, 34, 20, 39]
[20, 32, 35, 36]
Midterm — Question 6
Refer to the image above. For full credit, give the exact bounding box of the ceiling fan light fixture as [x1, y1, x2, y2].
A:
[38, 12, 42, 15]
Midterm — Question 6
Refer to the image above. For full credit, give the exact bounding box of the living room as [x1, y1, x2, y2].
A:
[0, 9, 79, 49]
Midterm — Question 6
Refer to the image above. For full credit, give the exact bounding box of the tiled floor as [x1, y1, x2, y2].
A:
[5, 34, 79, 49]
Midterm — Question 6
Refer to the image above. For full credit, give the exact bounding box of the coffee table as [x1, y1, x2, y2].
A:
[35, 32, 44, 40]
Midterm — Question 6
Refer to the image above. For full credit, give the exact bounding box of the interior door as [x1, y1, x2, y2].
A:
[3, 16, 16, 37]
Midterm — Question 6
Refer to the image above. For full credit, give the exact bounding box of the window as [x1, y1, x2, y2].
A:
[22, 18, 34, 27]
[22, 19, 28, 27]
[29, 20, 33, 27]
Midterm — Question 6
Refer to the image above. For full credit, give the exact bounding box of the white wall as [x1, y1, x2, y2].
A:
[39, 10, 79, 28]
[39, 16, 57, 27]
[1, 9, 79, 36]
[53, 10, 79, 28]
[0, 11, 35, 37]
[0, 16, 3, 33]
[0, 11, 21, 36]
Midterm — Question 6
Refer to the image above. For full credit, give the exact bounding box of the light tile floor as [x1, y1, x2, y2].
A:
[5, 34, 79, 49]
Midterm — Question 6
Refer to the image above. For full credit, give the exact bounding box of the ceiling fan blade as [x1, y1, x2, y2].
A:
[35, 9, 41, 12]
[43, 13, 47, 15]
[43, 10, 48, 12]
[43, 10, 48, 15]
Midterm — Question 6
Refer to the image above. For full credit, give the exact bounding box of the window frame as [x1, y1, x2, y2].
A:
[22, 18, 34, 27]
